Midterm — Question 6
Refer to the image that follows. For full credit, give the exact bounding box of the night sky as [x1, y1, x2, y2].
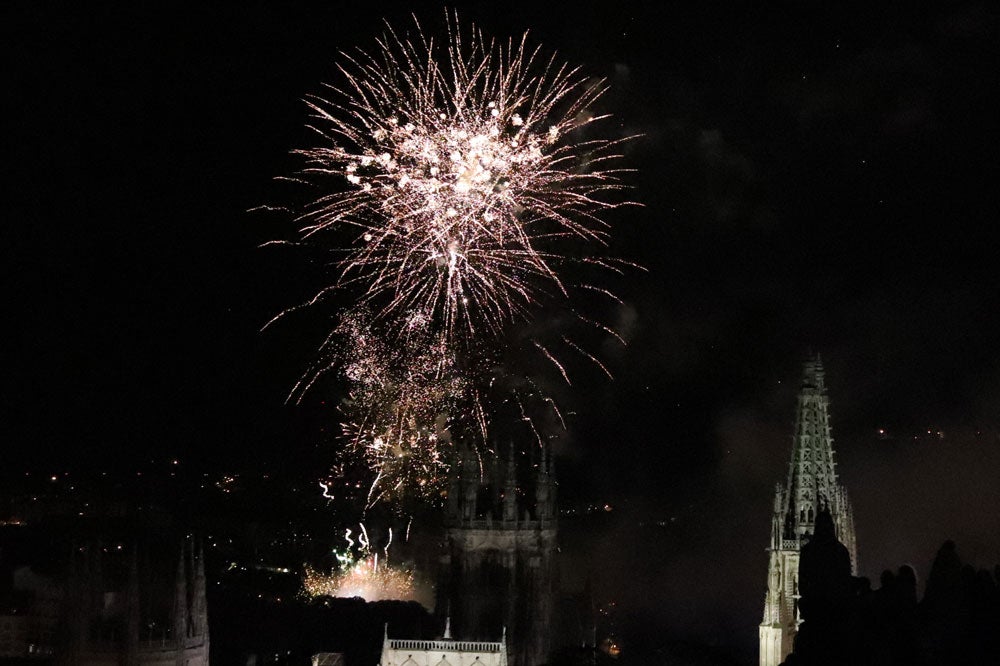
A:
[6, 1, 1000, 660]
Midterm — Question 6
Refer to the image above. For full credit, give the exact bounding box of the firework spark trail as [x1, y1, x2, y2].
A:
[532, 340, 571, 385]
[562, 335, 613, 379]
[519, 394, 545, 449]
[574, 284, 626, 304]
[544, 396, 567, 431]
[573, 312, 628, 346]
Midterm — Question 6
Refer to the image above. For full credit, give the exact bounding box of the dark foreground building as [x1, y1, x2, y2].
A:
[1, 521, 209, 665]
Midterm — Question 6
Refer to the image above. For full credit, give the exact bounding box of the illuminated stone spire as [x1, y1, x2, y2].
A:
[760, 355, 858, 666]
[784, 357, 841, 540]
[535, 442, 555, 522]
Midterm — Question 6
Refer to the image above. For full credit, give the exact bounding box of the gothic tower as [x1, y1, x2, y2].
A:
[437, 442, 558, 666]
[759, 356, 857, 666]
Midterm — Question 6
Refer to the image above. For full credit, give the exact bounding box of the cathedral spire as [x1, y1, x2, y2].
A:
[760, 355, 858, 666]
[461, 445, 480, 523]
[193, 539, 209, 641]
[535, 442, 555, 521]
[503, 444, 518, 523]
[174, 540, 189, 643]
[447, 448, 462, 523]
[784, 354, 839, 539]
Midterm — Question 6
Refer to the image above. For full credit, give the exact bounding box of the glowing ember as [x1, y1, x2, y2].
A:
[302, 525, 416, 602]
[302, 559, 415, 602]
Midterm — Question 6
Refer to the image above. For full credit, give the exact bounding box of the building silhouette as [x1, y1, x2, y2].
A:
[436, 443, 558, 666]
[759, 356, 857, 666]
[1, 531, 209, 664]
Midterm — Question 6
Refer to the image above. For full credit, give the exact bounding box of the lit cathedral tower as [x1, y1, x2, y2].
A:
[437, 442, 558, 666]
[759, 356, 857, 666]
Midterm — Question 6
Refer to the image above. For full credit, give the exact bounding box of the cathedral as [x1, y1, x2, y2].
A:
[759, 356, 857, 666]
[436, 443, 558, 666]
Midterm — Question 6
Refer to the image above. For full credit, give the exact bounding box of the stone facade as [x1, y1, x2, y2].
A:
[437, 444, 557, 666]
[378, 625, 508, 666]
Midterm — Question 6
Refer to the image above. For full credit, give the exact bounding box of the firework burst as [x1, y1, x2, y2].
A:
[269, 14, 635, 508]
[283, 14, 631, 346]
